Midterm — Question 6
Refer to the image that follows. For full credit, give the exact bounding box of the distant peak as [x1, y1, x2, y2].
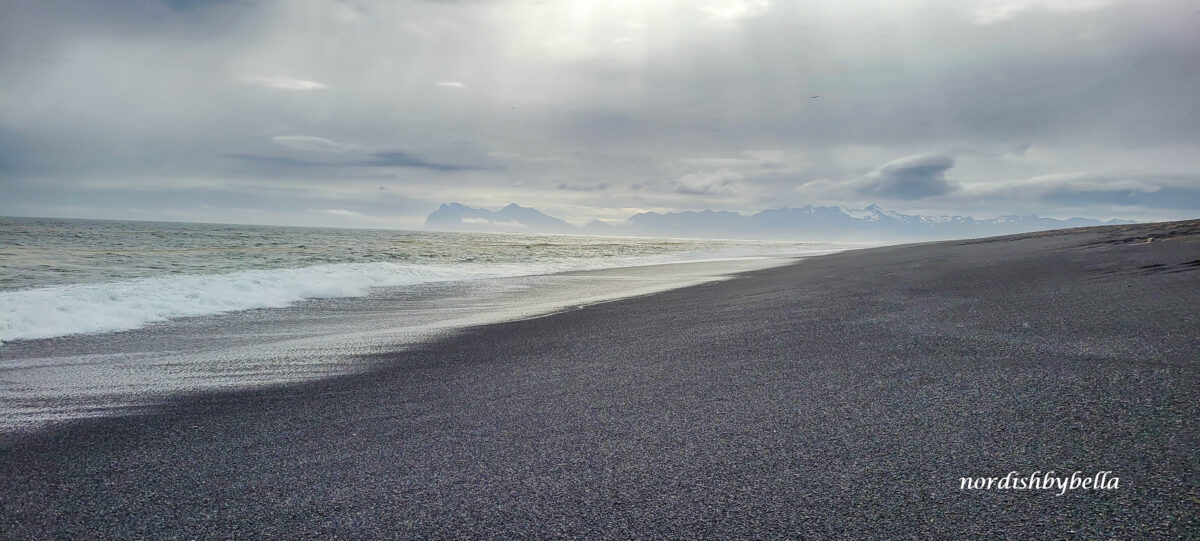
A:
[427, 202, 1126, 241]
[425, 202, 576, 234]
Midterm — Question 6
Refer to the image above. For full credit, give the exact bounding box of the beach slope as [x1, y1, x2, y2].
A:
[3, 220, 1199, 538]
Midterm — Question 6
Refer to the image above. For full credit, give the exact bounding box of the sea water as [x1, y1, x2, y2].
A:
[0, 217, 850, 430]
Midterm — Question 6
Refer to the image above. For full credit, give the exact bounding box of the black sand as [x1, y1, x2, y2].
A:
[3, 221, 1199, 539]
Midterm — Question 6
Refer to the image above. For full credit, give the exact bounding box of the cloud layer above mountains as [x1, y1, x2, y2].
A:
[2, 0, 1197, 228]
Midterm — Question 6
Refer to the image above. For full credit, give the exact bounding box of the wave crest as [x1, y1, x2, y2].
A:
[0, 262, 513, 342]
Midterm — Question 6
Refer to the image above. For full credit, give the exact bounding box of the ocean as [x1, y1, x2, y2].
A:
[0, 217, 849, 430]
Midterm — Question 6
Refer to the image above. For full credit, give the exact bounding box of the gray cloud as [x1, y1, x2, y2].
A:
[158, 0, 239, 11]
[225, 151, 481, 171]
[556, 182, 609, 192]
[243, 76, 329, 91]
[856, 154, 960, 200]
[975, 171, 1200, 211]
[674, 170, 745, 196]
[368, 151, 479, 171]
[225, 153, 322, 167]
[1, 0, 1198, 227]
[1042, 186, 1200, 210]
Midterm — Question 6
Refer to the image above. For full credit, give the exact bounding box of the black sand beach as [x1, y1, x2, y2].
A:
[3, 221, 1199, 538]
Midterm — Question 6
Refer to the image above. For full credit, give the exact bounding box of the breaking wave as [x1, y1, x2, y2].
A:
[0, 253, 767, 342]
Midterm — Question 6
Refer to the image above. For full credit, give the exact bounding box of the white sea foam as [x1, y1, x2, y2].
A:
[0, 252, 796, 342]
[0, 262, 511, 342]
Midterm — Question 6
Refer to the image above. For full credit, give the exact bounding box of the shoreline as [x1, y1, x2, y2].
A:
[2, 220, 1198, 538]
[0, 256, 811, 434]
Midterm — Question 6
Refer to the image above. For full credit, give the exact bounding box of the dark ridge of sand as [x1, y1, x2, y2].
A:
[3, 220, 1199, 539]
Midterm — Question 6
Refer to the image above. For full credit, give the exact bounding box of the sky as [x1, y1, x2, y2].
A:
[1, 0, 1198, 229]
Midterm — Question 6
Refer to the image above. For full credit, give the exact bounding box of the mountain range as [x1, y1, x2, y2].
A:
[424, 202, 1132, 241]
[424, 203, 579, 234]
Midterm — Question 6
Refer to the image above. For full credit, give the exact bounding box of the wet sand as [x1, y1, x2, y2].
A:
[3, 220, 1198, 538]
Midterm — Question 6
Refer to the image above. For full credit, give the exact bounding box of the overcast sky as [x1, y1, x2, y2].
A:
[2, 0, 1198, 228]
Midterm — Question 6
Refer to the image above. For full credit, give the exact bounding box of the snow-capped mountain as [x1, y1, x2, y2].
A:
[426, 203, 1131, 240]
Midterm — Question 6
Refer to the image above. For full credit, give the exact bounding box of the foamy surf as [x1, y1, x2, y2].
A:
[1, 219, 857, 430]
[0, 257, 812, 431]
[0, 252, 821, 342]
[1, 262, 477, 341]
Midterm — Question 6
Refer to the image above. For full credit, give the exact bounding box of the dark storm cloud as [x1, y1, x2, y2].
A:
[856, 154, 960, 200]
